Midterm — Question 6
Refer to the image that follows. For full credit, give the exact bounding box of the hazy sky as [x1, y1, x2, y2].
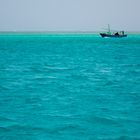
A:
[0, 0, 140, 31]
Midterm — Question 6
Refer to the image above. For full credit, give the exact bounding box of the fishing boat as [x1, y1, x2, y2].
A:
[100, 24, 127, 38]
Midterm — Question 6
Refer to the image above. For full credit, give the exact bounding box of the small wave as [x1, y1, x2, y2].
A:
[0, 126, 10, 133]
[0, 85, 9, 91]
[86, 116, 120, 126]
[119, 64, 140, 68]
[0, 116, 13, 122]
[45, 66, 75, 71]
[100, 136, 140, 140]
[3, 65, 29, 72]
[33, 75, 57, 80]
[103, 80, 116, 86]
[0, 124, 84, 136]
[69, 74, 89, 81]
[49, 124, 86, 134]
[29, 65, 75, 74]
[0, 124, 47, 134]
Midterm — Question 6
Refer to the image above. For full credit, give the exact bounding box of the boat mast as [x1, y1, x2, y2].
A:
[108, 24, 111, 34]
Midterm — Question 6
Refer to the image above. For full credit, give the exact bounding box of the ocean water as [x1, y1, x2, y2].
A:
[0, 33, 140, 140]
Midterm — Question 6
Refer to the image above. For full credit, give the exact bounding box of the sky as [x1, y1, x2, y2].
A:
[0, 0, 140, 31]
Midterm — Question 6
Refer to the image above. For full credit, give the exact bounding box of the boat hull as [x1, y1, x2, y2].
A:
[100, 33, 127, 38]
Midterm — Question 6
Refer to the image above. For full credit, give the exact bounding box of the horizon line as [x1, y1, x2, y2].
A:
[0, 30, 140, 32]
[0, 30, 140, 34]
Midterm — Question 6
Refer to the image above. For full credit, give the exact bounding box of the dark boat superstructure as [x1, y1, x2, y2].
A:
[100, 33, 127, 38]
[100, 25, 127, 38]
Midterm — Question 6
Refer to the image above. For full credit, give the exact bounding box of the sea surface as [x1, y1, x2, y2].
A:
[0, 33, 140, 140]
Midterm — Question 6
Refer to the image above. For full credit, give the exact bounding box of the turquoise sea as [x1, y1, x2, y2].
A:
[0, 33, 140, 140]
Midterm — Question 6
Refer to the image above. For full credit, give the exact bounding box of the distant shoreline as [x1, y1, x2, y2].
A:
[0, 31, 140, 35]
